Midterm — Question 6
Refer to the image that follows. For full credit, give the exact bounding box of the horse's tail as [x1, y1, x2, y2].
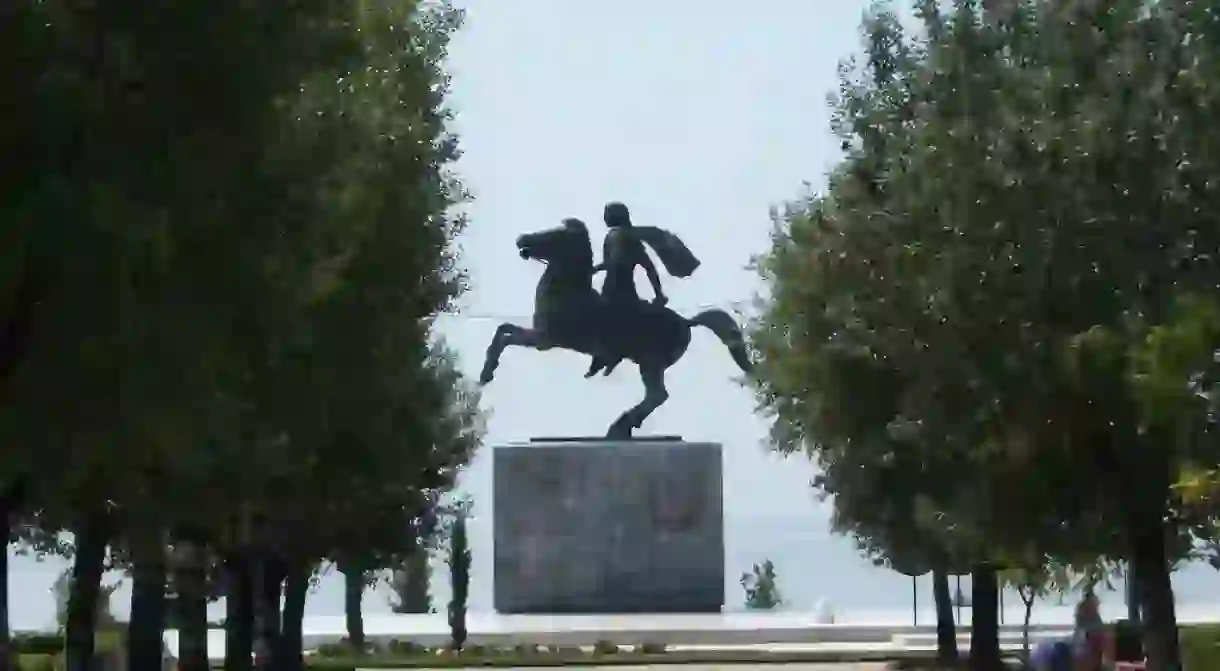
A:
[687, 308, 752, 373]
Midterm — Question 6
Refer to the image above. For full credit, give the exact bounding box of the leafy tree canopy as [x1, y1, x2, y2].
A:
[750, 1, 1220, 665]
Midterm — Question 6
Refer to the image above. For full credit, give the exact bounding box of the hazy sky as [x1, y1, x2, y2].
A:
[9, 0, 1220, 630]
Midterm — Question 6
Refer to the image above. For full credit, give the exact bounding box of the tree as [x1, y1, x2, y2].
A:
[1001, 565, 1051, 661]
[931, 569, 958, 666]
[0, 2, 479, 670]
[740, 559, 783, 610]
[751, 1, 1220, 668]
[52, 567, 119, 633]
[447, 502, 471, 652]
[0, 1, 370, 667]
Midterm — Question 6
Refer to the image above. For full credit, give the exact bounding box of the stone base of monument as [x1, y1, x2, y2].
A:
[493, 437, 724, 614]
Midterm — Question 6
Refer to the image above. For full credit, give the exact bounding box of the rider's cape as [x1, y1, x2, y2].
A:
[633, 226, 701, 278]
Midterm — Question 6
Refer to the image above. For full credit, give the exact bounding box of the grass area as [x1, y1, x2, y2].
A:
[14, 649, 944, 671]
[1182, 623, 1220, 671]
[14, 640, 947, 671]
[289, 649, 941, 669]
[297, 638, 951, 668]
[16, 654, 54, 671]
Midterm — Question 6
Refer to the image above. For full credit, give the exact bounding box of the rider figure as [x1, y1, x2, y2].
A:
[586, 201, 668, 378]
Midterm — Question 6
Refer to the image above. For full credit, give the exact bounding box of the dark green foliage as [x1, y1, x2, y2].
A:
[0, 0, 482, 666]
[750, 1, 1220, 668]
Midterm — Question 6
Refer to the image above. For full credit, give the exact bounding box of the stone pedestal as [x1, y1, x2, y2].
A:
[493, 438, 724, 614]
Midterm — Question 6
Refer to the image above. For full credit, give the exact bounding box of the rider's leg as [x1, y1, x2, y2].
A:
[587, 297, 626, 377]
[595, 298, 647, 376]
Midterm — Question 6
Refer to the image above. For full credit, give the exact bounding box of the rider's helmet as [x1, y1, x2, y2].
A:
[603, 202, 631, 228]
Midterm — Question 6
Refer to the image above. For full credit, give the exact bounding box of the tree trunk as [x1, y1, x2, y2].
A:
[342, 564, 365, 652]
[1125, 565, 1142, 626]
[932, 569, 958, 666]
[224, 552, 255, 671]
[176, 542, 210, 671]
[0, 524, 9, 671]
[64, 513, 109, 671]
[968, 565, 1002, 671]
[127, 538, 168, 671]
[0, 486, 19, 671]
[0, 268, 36, 671]
[254, 556, 284, 671]
[0, 239, 37, 671]
[275, 565, 308, 671]
[1021, 593, 1034, 662]
[1129, 512, 1180, 670]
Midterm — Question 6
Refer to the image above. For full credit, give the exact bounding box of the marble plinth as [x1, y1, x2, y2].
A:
[493, 438, 724, 614]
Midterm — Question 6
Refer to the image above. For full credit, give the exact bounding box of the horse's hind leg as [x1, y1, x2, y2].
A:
[606, 365, 670, 439]
[480, 323, 546, 385]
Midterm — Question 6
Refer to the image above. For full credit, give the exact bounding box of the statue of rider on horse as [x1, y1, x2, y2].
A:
[481, 201, 751, 439]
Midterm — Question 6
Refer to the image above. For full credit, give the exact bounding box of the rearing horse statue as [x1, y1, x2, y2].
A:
[479, 217, 752, 439]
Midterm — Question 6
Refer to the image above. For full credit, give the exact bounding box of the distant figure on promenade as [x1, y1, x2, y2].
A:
[1074, 591, 1113, 670]
[1029, 591, 1112, 671]
[812, 598, 836, 624]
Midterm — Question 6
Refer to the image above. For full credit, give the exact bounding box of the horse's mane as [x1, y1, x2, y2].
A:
[561, 218, 594, 272]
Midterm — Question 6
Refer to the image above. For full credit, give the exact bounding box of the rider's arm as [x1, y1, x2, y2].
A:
[639, 247, 665, 301]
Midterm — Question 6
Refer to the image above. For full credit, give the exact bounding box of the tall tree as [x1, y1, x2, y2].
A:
[210, 0, 475, 663]
[0, 2, 479, 669]
[0, 1, 362, 665]
[447, 501, 471, 653]
[751, 1, 1220, 668]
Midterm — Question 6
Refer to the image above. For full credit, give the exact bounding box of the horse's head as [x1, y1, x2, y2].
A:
[516, 218, 593, 272]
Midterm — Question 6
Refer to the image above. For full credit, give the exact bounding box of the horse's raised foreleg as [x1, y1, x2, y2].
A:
[606, 366, 670, 439]
[480, 323, 548, 385]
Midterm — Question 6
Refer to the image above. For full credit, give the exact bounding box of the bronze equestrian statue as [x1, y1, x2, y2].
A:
[479, 202, 752, 439]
